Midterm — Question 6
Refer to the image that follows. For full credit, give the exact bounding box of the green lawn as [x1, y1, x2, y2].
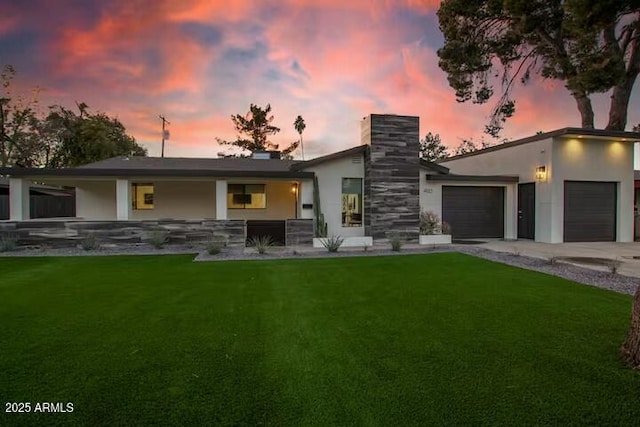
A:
[0, 253, 639, 426]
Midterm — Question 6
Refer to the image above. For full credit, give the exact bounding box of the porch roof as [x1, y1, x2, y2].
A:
[0, 156, 314, 179]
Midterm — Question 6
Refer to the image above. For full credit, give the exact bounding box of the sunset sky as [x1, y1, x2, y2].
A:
[2, 0, 640, 159]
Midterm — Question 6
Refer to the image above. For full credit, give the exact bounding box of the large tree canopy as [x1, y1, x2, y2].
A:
[45, 103, 147, 168]
[0, 65, 43, 167]
[217, 103, 299, 158]
[1, 65, 145, 168]
[438, 0, 640, 135]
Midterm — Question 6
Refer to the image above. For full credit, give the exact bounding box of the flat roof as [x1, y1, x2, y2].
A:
[426, 174, 519, 183]
[440, 127, 640, 163]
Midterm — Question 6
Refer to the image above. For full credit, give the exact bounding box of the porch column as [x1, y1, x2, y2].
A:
[9, 178, 30, 221]
[116, 179, 130, 220]
[216, 180, 227, 220]
[299, 179, 314, 219]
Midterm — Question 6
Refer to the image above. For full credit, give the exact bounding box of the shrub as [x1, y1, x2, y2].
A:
[389, 234, 403, 252]
[0, 233, 18, 252]
[206, 240, 225, 255]
[441, 221, 452, 235]
[321, 235, 344, 252]
[80, 234, 99, 251]
[249, 235, 274, 254]
[608, 258, 622, 275]
[149, 230, 170, 249]
[420, 211, 441, 235]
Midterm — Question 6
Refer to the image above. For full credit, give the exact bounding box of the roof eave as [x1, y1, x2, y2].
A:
[426, 174, 519, 182]
[0, 168, 314, 179]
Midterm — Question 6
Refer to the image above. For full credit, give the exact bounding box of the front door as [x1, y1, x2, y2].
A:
[518, 183, 535, 239]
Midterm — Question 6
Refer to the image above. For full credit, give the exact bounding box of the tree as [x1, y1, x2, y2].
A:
[621, 286, 640, 369]
[44, 103, 147, 167]
[0, 65, 43, 167]
[437, 1, 640, 135]
[452, 139, 479, 156]
[294, 115, 306, 160]
[419, 132, 449, 161]
[217, 103, 298, 158]
[451, 136, 499, 156]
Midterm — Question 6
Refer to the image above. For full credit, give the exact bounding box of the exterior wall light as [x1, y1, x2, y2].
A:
[535, 165, 547, 181]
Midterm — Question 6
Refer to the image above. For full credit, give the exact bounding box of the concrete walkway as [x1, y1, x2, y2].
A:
[477, 240, 640, 278]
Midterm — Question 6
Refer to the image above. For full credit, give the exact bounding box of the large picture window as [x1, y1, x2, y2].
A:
[228, 184, 266, 209]
[342, 178, 362, 227]
[132, 183, 154, 210]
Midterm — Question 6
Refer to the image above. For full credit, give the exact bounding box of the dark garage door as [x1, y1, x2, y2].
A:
[564, 181, 616, 242]
[442, 186, 504, 239]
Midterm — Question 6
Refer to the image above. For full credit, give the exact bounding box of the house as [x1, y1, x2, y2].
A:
[0, 114, 639, 246]
[435, 128, 639, 243]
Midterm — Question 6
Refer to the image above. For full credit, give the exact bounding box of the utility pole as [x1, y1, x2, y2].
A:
[159, 115, 170, 158]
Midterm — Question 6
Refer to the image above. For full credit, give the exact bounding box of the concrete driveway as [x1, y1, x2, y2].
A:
[477, 240, 640, 279]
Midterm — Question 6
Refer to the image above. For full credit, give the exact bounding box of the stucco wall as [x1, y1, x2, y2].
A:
[552, 137, 634, 242]
[439, 136, 635, 243]
[420, 178, 517, 240]
[131, 181, 216, 220]
[76, 181, 116, 220]
[302, 153, 365, 237]
[227, 180, 296, 220]
[440, 138, 553, 180]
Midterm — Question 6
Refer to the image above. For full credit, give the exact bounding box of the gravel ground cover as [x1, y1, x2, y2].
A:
[1, 243, 637, 295]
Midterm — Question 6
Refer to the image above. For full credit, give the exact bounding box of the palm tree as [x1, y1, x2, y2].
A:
[294, 115, 306, 160]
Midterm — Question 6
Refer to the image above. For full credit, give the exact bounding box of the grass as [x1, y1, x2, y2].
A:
[0, 253, 639, 426]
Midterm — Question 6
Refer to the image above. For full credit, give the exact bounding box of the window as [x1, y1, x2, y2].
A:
[228, 184, 266, 209]
[132, 183, 154, 210]
[342, 178, 362, 227]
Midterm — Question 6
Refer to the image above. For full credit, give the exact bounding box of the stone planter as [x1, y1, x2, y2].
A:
[419, 234, 452, 245]
[313, 236, 373, 248]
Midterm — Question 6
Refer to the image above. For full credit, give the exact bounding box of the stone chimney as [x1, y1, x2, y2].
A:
[361, 114, 420, 240]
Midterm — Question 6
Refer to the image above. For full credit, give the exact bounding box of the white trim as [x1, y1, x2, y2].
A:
[215, 180, 227, 220]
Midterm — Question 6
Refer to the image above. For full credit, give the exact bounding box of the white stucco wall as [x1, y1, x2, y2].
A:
[130, 181, 216, 220]
[76, 181, 117, 220]
[302, 153, 365, 237]
[420, 177, 517, 240]
[439, 136, 635, 243]
[226, 180, 296, 220]
[552, 137, 634, 242]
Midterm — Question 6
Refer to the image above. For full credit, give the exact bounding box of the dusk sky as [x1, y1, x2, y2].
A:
[2, 0, 640, 159]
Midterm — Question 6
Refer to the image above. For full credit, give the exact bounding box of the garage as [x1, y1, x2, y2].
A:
[442, 186, 504, 239]
[564, 181, 617, 242]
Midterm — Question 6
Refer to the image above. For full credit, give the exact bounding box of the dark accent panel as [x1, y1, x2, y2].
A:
[564, 181, 616, 242]
[246, 220, 286, 245]
[30, 195, 76, 219]
[0, 194, 76, 220]
[302, 203, 313, 210]
[442, 186, 504, 239]
[362, 114, 420, 240]
[0, 195, 7, 220]
[518, 183, 535, 239]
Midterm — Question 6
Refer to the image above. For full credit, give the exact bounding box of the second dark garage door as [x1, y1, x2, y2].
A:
[442, 186, 504, 239]
[564, 181, 616, 242]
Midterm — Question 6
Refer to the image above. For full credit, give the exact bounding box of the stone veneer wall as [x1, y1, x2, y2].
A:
[285, 219, 313, 246]
[0, 220, 246, 248]
[361, 114, 420, 240]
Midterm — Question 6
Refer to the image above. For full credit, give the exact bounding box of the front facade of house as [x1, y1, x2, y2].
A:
[1, 114, 639, 246]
